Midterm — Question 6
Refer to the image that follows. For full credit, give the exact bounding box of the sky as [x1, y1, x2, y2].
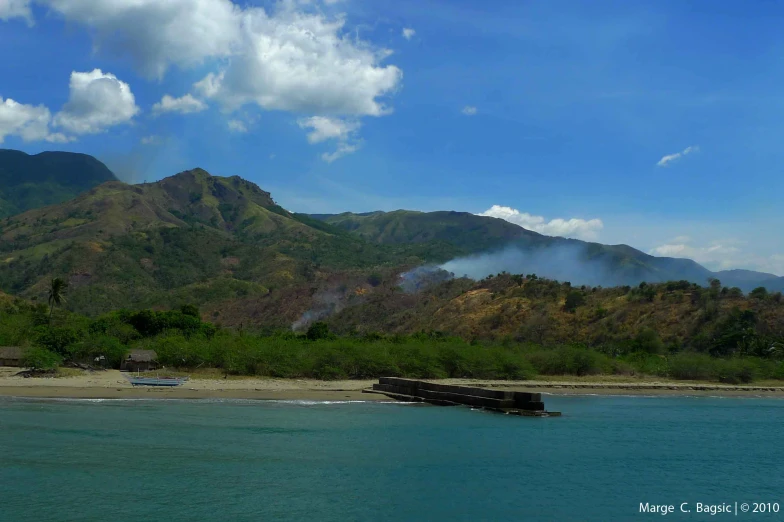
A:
[1, 0, 783, 275]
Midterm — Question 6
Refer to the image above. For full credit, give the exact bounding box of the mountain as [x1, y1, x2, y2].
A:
[0, 149, 117, 217]
[311, 211, 747, 289]
[1, 154, 781, 326]
[0, 168, 442, 321]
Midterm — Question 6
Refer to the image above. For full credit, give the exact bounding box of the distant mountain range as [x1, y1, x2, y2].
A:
[311, 212, 784, 292]
[0, 149, 781, 325]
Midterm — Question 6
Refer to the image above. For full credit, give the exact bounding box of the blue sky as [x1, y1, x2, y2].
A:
[1, 0, 783, 275]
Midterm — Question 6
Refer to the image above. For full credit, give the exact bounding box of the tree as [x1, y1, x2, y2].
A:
[180, 304, 200, 318]
[47, 277, 68, 324]
[563, 291, 586, 313]
[306, 321, 332, 341]
[22, 347, 62, 372]
[750, 287, 769, 300]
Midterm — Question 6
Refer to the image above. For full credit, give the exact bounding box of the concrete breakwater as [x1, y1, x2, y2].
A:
[365, 377, 561, 417]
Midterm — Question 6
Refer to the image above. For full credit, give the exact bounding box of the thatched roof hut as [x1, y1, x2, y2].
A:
[0, 347, 24, 367]
[121, 349, 159, 372]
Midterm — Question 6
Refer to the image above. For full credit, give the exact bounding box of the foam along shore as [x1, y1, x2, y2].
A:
[1, 368, 784, 400]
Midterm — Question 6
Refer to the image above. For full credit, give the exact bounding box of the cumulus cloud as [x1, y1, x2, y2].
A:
[41, 0, 242, 79]
[479, 205, 604, 240]
[297, 116, 361, 161]
[52, 69, 139, 134]
[298, 116, 360, 144]
[462, 105, 477, 116]
[0, 96, 71, 143]
[402, 27, 415, 40]
[647, 238, 784, 274]
[152, 94, 206, 115]
[0, 0, 33, 24]
[38, 0, 402, 147]
[657, 145, 698, 167]
[193, 6, 401, 117]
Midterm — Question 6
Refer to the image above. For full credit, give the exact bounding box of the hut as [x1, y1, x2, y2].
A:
[0, 347, 24, 367]
[121, 349, 159, 372]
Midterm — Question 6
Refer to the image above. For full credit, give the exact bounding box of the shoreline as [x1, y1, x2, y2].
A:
[2, 368, 784, 400]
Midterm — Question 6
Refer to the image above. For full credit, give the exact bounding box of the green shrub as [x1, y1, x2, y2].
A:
[633, 328, 664, 354]
[714, 358, 758, 384]
[21, 348, 62, 371]
[525, 346, 609, 376]
[306, 322, 333, 341]
[667, 353, 716, 381]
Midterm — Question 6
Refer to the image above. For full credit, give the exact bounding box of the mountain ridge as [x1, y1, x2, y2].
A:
[0, 149, 117, 217]
[1, 150, 782, 324]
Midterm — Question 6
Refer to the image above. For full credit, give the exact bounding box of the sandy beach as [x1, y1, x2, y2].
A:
[2, 367, 784, 400]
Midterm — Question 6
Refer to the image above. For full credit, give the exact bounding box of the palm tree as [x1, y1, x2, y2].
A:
[48, 277, 68, 324]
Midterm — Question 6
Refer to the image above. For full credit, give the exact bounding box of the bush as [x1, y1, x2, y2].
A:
[633, 328, 664, 354]
[714, 358, 758, 384]
[34, 326, 82, 356]
[21, 348, 62, 371]
[68, 334, 128, 368]
[306, 322, 332, 341]
[563, 291, 586, 313]
[525, 346, 609, 376]
[667, 353, 716, 381]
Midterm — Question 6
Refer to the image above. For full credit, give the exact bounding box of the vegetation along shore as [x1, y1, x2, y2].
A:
[2, 273, 783, 395]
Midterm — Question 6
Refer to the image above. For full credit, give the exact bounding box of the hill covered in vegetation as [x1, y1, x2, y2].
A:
[0, 153, 782, 330]
[0, 149, 117, 217]
[313, 211, 784, 292]
[0, 168, 450, 319]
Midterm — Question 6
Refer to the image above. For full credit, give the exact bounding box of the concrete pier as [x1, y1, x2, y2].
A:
[364, 377, 561, 417]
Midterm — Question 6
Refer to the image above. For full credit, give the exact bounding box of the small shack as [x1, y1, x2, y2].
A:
[121, 349, 159, 372]
[0, 347, 24, 367]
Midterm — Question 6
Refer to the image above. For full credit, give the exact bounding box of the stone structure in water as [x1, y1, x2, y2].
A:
[366, 377, 561, 417]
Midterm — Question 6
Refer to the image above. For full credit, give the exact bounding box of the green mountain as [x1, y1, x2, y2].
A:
[1, 151, 782, 327]
[0, 149, 117, 217]
[0, 169, 444, 322]
[312, 211, 718, 287]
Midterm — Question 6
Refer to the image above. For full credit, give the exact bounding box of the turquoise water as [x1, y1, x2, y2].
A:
[1, 395, 783, 521]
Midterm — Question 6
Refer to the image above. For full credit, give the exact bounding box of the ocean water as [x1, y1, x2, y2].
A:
[1, 395, 783, 522]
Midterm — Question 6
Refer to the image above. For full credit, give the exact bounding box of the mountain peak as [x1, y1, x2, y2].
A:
[0, 149, 117, 217]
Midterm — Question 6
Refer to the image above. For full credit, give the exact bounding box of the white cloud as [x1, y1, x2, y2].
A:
[657, 145, 698, 167]
[322, 142, 359, 163]
[40, 1, 402, 147]
[297, 116, 360, 143]
[298, 116, 361, 161]
[227, 119, 248, 133]
[647, 239, 784, 273]
[140, 135, 161, 145]
[479, 205, 604, 240]
[0, 0, 33, 24]
[0, 96, 71, 143]
[152, 94, 206, 115]
[193, 6, 401, 117]
[41, 0, 242, 79]
[402, 27, 415, 40]
[52, 69, 139, 134]
[462, 105, 477, 116]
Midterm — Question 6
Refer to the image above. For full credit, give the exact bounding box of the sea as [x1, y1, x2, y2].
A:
[1, 395, 783, 522]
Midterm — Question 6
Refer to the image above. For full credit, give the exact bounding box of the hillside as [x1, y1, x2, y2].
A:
[314, 211, 781, 292]
[0, 149, 117, 217]
[0, 156, 781, 328]
[0, 169, 441, 319]
[324, 273, 784, 351]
